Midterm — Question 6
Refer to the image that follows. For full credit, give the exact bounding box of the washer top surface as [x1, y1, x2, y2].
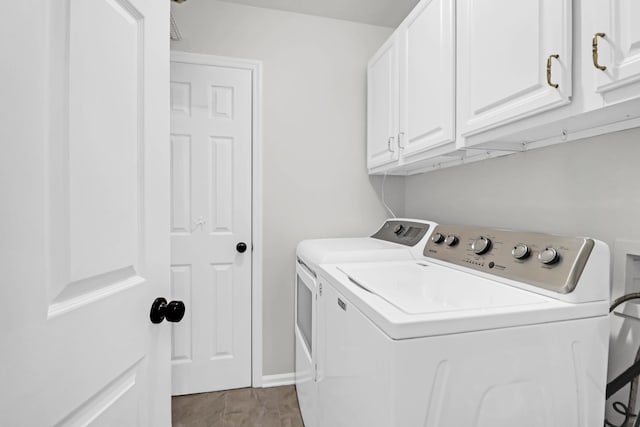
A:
[338, 261, 545, 315]
[321, 260, 608, 340]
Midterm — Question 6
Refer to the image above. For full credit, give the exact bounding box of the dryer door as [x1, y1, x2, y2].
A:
[295, 259, 318, 427]
[296, 260, 316, 366]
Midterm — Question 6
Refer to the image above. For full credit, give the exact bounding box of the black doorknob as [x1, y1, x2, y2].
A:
[150, 297, 186, 324]
[236, 242, 247, 253]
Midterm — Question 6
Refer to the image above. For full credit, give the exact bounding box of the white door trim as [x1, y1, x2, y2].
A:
[170, 51, 263, 387]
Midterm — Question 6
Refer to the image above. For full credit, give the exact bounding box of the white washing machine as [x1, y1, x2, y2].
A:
[317, 224, 610, 427]
[295, 219, 437, 427]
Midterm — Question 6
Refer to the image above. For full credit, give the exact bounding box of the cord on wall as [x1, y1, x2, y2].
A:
[605, 293, 640, 427]
[381, 172, 396, 219]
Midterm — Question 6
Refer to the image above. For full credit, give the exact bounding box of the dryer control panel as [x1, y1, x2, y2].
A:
[371, 220, 431, 247]
[423, 224, 594, 294]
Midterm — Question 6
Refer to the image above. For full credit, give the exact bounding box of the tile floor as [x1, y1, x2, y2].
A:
[172, 385, 305, 427]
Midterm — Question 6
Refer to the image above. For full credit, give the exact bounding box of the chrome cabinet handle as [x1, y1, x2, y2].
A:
[546, 54, 560, 89]
[387, 136, 395, 153]
[592, 32, 607, 71]
[398, 132, 405, 150]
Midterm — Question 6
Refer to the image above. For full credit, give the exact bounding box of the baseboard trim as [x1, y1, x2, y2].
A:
[261, 372, 295, 388]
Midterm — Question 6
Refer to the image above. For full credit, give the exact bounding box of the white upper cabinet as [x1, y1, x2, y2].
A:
[367, 37, 399, 170]
[457, 0, 573, 138]
[366, 0, 640, 175]
[367, 0, 457, 174]
[592, 0, 640, 104]
[398, 0, 455, 158]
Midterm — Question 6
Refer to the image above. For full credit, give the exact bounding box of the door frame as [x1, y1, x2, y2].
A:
[170, 51, 264, 387]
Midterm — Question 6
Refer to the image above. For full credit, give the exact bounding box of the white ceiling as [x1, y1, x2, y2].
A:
[215, 0, 419, 28]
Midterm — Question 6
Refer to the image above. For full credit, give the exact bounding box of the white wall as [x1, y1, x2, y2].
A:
[170, 0, 399, 376]
[405, 128, 640, 248]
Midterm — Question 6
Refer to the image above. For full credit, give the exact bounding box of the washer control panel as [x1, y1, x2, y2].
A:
[423, 224, 594, 294]
[371, 220, 431, 247]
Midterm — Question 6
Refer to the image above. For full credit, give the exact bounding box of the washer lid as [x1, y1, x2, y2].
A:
[322, 261, 608, 339]
[338, 262, 546, 315]
[297, 238, 413, 270]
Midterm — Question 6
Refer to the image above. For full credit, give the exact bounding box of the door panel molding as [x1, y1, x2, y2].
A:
[48, 266, 144, 318]
[46, 0, 148, 307]
[54, 358, 143, 427]
[170, 265, 193, 362]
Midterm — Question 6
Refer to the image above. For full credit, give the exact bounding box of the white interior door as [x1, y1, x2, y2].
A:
[1, 0, 170, 426]
[170, 57, 253, 395]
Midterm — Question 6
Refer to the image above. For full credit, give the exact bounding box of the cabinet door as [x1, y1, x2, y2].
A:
[593, 1, 640, 104]
[367, 38, 398, 170]
[458, 0, 572, 138]
[398, 0, 455, 157]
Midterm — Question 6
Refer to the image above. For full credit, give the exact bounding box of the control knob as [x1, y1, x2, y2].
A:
[444, 235, 458, 246]
[538, 247, 560, 265]
[431, 232, 445, 244]
[471, 236, 492, 255]
[511, 243, 530, 260]
[393, 224, 405, 235]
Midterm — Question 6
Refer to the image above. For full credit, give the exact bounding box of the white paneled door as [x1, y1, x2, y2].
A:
[1, 0, 170, 426]
[170, 58, 253, 395]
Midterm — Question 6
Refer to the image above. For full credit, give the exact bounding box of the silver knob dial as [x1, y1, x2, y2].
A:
[538, 247, 559, 265]
[444, 235, 458, 246]
[431, 232, 445, 244]
[511, 244, 530, 260]
[471, 236, 492, 255]
[393, 224, 405, 235]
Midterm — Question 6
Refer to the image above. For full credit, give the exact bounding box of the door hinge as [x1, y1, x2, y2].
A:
[318, 283, 323, 296]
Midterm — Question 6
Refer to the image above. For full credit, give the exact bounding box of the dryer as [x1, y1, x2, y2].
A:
[295, 219, 437, 427]
[317, 224, 610, 427]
